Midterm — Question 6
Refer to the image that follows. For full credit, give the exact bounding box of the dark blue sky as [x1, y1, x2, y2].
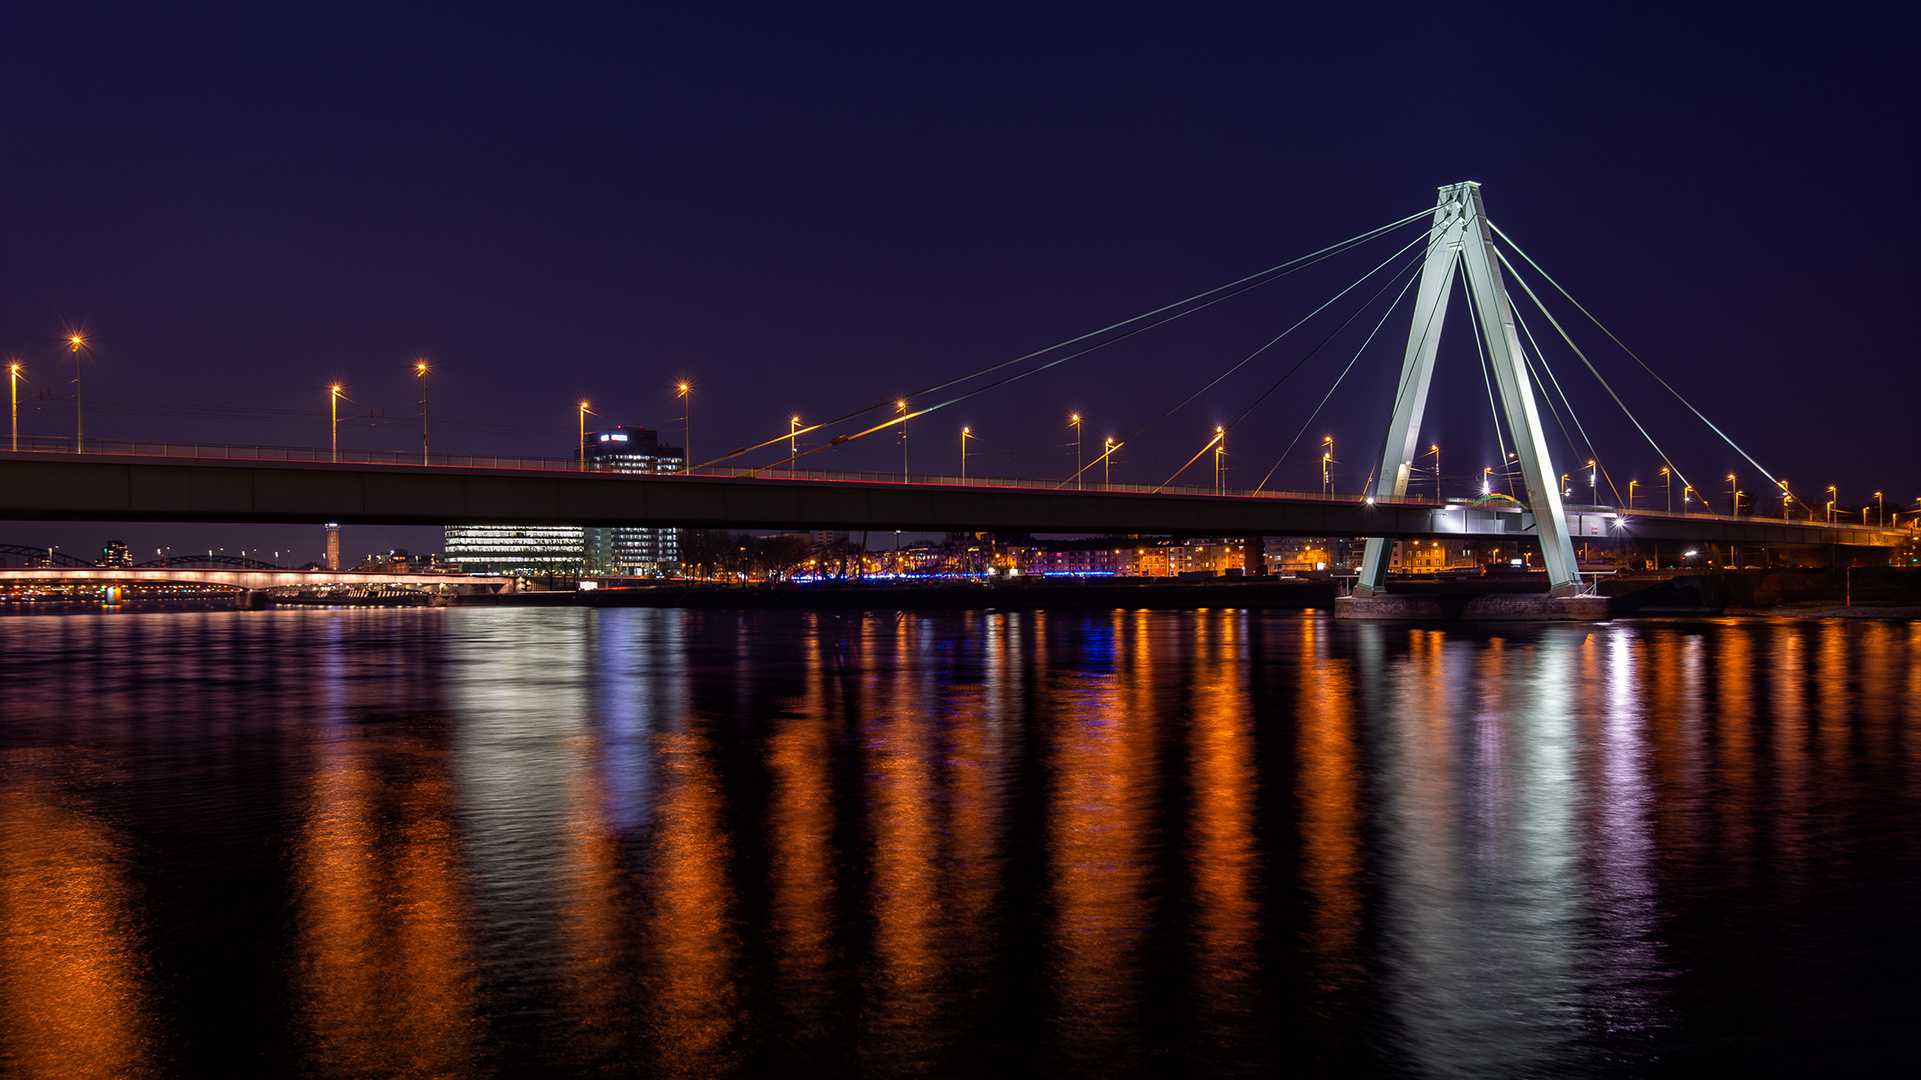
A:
[3, 3, 1914, 561]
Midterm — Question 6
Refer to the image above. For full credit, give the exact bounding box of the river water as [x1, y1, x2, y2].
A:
[0, 607, 1914, 1077]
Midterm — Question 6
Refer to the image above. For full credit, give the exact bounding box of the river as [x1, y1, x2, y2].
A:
[0, 607, 1914, 1076]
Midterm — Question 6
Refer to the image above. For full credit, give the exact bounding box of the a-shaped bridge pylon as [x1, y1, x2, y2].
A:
[1356, 181, 1582, 596]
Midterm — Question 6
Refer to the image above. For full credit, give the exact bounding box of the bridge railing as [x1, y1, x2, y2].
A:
[1, 434, 1448, 505]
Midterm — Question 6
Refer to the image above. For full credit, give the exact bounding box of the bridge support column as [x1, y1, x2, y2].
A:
[233, 589, 273, 610]
[1356, 182, 1581, 596]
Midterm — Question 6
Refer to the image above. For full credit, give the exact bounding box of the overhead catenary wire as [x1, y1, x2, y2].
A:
[704, 206, 1439, 472]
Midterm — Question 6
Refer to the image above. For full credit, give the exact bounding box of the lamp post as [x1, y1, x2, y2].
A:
[1561, 472, 1571, 499]
[960, 426, 974, 480]
[415, 361, 429, 464]
[1069, 413, 1082, 490]
[1780, 481, 1792, 521]
[1430, 443, 1440, 500]
[330, 384, 344, 462]
[8, 361, 19, 452]
[677, 383, 691, 472]
[1214, 427, 1225, 495]
[1727, 473, 1737, 517]
[1875, 491, 1884, 526]
[68, 335, 85, 452]
[579, 401, 592, 472]
[1629, 479, 1638, 510]
[1661, 467, 1671, 513]
[897, 400, 908, 481]
[789, 416, 800, 470]
[1683, 485, 1693, 514]
[1321, 435, 1333, 496]
[1104, 437, 1115, 487]
[1482, 466, 1493, 496]
[1587, 459, 1597, 504]
[1827, 485, 1837, 524]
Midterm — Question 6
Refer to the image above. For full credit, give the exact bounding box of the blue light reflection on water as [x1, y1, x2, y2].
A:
[0, 607, 1915, 1076]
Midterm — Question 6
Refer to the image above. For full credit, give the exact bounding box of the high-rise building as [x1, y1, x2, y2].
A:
[583, 426, 685, 575]
[443, 425, 684, 576]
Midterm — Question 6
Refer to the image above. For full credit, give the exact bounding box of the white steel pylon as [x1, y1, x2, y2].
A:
[1355, 182, 1581, 595]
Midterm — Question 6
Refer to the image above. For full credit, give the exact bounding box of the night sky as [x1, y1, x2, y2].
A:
[3, 4, 1914, 563]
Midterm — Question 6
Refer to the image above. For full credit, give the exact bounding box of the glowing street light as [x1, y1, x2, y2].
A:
[1780, 479, 1792, 521]
[1321, 435, 1334, 496]
[1629, 479, 1639, 510]
[1069, 413, 1083, 490]
[1827, 484, 1838, 524]
[7, 360, 20, 452]
[1727, 473, 1737, 517]
[677, 383, 692, 473]
[329, 384, 345, 461]
[68, 334, 85, 453]
[1430, 443, 1440, 500]
[1875, 491, 1884, 526]
[1214, 427, 1226, 495]
[1104, 436, 1115, 487]
[789, 416, 801, 470]
[1587, 459, 1597, 503]
[960, 425, 974, 480]
[1683, 484, 1693, 514]
[1482, 466, 1493, 496]
[1661, 466, 1672, 513]
[415, 361, 430, 465]
[897, 399, 909, 481]
[579, 401, 594, 471]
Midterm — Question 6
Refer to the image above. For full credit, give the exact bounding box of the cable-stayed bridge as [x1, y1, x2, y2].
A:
[2, 182, 1911, 582]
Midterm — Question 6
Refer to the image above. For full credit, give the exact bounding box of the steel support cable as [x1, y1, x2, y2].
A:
[701, 207, 1438, 472]
[1462, 261, 1516, 495]
[1156, 250, 1432, 493]
[1253, 259, 1424, 492]
[1041, 226, 1436, 492]
[1254, 226, 1460, 494]
[1080, 215, 1463, 492]
[1492, 247, 1700, 503]
[1489, 224, 1779, 491]
[1511, 299, 1625, 506]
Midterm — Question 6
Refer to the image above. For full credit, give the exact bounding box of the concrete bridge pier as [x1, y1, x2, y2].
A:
[233, 589, 273, 611]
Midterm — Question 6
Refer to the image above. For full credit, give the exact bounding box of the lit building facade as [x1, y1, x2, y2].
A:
[583, 426, 685, 575]
[442, 524, 586, 575]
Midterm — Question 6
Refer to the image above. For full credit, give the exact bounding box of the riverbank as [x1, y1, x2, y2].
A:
[457, 578, 1342, 611]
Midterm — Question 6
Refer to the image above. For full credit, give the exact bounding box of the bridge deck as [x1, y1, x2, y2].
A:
[0, 451, 1905, 547]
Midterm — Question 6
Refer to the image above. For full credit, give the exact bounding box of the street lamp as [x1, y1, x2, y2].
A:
[1104, 436, 1115, 487]
[1430, 443, 1440, 499]
[961, 425, 974, 480]
[1827, 485, 1837, 524]
[1214, 427, 1226, 495]
[579, 401, 593, 472]
[1875, 491, 1884, 526]
[68, 335, 85, 453]
[1683, 485, 1693, 513]
[1727, 473, 1737, 517]
[789, 416, 801, 470]
[1069, 413, 1082, 490]
[1561, 473, 1571, 499]
[415, 361, 429, 465]
[1660, 466, 1671, 513]
[7, 361, 20, 452]
[329, 384, 345, 461]
[677, 383, 691, 472]
[1587, 459, 1597, 503]
[1780, 480, 1792, 521]
[1482, 466, 1493, 496]
[897, 400, 909, 481]
[1629, 479, 1638, 509]
[1321, 435, 1334, 496]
